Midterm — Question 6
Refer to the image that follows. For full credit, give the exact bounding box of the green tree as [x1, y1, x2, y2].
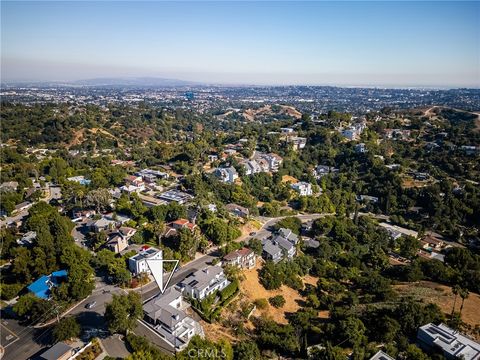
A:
[105, 292, 143, 334]
[234, 341, 261, 360]
[275, 217, 302, 235]
[52, 317, 81, 342]
[269, 295, 286, 308]
[399, 236, 420, 259]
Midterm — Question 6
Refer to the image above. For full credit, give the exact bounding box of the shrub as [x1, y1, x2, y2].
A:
[0, 283, 23, 301]
[220, 280, 239, 302]
[254, 298, 268, 309]
[269, 295, 286, 308]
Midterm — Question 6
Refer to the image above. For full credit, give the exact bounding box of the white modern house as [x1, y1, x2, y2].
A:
[143, 287, 203, 351]
[128, 247, 163, 276]
[214, 167, 238, 184]
[291, 181, 313, 196]
[178, 266, 230, 300]
[417, 323, 480, 360]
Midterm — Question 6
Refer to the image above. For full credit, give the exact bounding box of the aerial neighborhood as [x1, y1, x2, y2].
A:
[1, 86, 479, 360]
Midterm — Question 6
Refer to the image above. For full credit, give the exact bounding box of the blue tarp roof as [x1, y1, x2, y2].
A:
[27, 270, 68, 299]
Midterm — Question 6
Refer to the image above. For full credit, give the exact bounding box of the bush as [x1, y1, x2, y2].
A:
[254, 298, 268, 309]
[0, 283, 23, 300]
[220, 280, 239, 302]
[269, 295, 286, 308]
[52, 317, 81, 342]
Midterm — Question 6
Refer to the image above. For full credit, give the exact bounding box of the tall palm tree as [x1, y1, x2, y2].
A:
[459, 288, 470, 318]
[451, 284, 461, 316]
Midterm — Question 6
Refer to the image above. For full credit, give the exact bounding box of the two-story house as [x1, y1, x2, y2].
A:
[223, 248, 256, 269]
[178, 266, 230, 300]
[128, 246, 163, 276]
[143, 287, 203, 351]
[291, 181, 313, 196]
[214, 167, 238, 184]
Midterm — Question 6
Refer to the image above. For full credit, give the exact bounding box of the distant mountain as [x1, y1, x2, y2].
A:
[71, 77, 200, 87]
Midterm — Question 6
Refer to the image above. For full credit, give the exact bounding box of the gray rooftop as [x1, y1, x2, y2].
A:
[263, 240, 282, 257]
[182, 266, 225, 293]
[369, 351, 396, 360]
[144, 287, 185, 328]
[40, 342, 73, 360]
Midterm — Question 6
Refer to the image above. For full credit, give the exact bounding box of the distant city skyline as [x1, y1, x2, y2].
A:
[1, 1, 479, 88]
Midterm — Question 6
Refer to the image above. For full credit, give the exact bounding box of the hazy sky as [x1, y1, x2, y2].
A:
[1, 1, 479, 87]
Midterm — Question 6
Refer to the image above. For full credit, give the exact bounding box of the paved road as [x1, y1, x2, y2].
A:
[237, 213, 332, 243]
[2, 213, 326, 359]
[2, 252, 215, 360]
[0, 210, 29, 228]
[0, 185, 61, 228]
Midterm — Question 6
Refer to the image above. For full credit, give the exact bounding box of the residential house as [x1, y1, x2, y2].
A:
[179, 266, 230, 300]
[242, 160, 262, 176]
[143, 287, 203, 351]
[88, 217, 116, 233]
[119, 226, 136, 238]
[287, 136, 307, 150]
[379, 223, 418, 238]
[342, 128, 358, 141]
[223, 248, 256, 269]
[214, 167, 238, 184]
[121, 175, 145, 193]
[421, 233, 445, 251]
[225, 203, 249, 218]
[277, 228, 299, 245]
[263, 153, 283, 171]
[369, 351, 396, 360]
[460, 145, 479, 156]
[137, 169, 168, 183]
[262, 228, 298, 262]
[207, 154, 218, 162]
[27, 270, 68, 300]
[355, 143, 366, 153]
[356, 195, 379, 203]
[17, 231, 36, 246]
[67, 175, 91, 186]
[170, 218, 197, 232]
[158, 190, 193, 205]
[313, 165, 338, 179]
[39, 342, 75, 360]
[291, 182, 313, 196]
[417, 323, 480, 359]
[262, 241, 283, 263]
[207, 204, 217, 213]
[72, 209, 96, 222]
[128, 246, 163, 276]
[0, 181, 18, 192]
[14, 201, 32, 213]
[106, 233, 129, 254]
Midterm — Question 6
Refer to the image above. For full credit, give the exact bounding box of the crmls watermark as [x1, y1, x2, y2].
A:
[187, 348, 228, 358]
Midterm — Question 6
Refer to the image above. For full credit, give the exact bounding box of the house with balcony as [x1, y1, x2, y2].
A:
[178, 266, 230, 301]
[128, 246, 163, 276]
[225, 203, 249, 218]
[214, 167, 238, 184]
[223, 248, 256, 269]
[143, 287, 203, 351]
[27, 270, 68, 300]
[291, 181, 313, 196]
[417, 323, 480, 359]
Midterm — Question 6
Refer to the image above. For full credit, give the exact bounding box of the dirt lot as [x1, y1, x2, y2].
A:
[238, 264, 319, 324]
[281, 175, 298, 184]
[394, 281, 480, 338]
[402, 177, 432, 189]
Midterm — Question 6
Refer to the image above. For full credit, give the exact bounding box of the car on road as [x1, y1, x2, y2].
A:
[85, 301, 96, 309]
[249, 232, 257, 236]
